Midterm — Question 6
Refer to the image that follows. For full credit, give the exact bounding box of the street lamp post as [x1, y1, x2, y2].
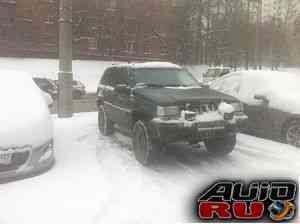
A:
[58, 0, 73, 118]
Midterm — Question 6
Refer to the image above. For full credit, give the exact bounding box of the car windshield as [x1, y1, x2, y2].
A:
[133, 68, 200, 87]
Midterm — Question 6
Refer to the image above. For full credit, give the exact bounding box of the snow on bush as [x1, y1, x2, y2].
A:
[0, 70, 53, 148]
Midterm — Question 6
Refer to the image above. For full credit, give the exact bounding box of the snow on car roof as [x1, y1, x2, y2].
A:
[0, 69, 30, 79]
[228, 70, 299, 86]
[112, 62, 181, 69]
[131, 62, 181, 69]
[223, 70, 300, 114]
[0, 70, 52, 148]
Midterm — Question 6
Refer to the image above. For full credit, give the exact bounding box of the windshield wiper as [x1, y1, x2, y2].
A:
[164, 84, 188, 87]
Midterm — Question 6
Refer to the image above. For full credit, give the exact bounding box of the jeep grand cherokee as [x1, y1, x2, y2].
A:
[97, 62, 247, 165]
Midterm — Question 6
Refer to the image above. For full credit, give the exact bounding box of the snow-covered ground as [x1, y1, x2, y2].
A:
[0, 57, 208, 93]
[0, 57, 117, 93]
[0, 112, 299, 224]
[1, 57, 299, 94]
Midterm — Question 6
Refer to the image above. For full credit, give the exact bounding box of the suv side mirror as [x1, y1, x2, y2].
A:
[254, 94, 269, 105]
[115, 84, 130, 95]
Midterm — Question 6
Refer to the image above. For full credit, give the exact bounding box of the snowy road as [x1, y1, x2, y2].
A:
[0, 113, 299, 224]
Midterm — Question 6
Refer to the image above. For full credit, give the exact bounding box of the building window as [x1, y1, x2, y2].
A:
[127, 41, 136, 54]
[144, 41, 152, 55]
[105, 0, 117, 11]
[171, 0, 184, 7]
[88, 37, 97, 50]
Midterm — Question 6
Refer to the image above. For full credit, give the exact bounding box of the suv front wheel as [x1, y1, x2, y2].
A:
[98, 105, 114, 136]
[132, 120, 159, 165]
[204, 134, 236, 156]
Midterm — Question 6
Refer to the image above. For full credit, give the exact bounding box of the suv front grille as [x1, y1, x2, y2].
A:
[184, 103, 218, 114]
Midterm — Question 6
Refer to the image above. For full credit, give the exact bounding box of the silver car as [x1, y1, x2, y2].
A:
[0, 70, 55, 183]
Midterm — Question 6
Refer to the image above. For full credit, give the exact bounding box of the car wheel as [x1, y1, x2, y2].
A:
[98, 105, 114, 136]
[132, 120, 158, 166]
[204, 134, 236, 156]
[284, 120, 300, 148]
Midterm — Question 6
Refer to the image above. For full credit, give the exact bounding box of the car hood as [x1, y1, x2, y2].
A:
[133, 86, 238, 106]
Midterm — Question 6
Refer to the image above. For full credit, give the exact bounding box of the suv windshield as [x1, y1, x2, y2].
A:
[133, 68, 199, 87]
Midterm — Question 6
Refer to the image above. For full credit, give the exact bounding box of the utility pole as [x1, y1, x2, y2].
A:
[58, 0, 73, 118]
[256, 0, 262, 69]
[196, 0, 203, 64]
[246, 0, 250, 70]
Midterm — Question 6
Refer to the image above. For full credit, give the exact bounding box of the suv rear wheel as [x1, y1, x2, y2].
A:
[132, 120, 159, 165]
[98, 105, 114, 136]
[204, 134, 236, 156]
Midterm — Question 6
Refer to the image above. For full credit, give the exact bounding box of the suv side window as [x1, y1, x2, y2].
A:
[111, 67, 129, 87]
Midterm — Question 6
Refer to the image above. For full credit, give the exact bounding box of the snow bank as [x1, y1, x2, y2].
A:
[0, 57, 118, 93]
[0, 70, 53, 148]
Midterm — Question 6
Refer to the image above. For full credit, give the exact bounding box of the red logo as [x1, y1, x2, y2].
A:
[197, 181, 297, 222]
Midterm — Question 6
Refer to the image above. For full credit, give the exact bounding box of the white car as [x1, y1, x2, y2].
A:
[210, 70, 300, 148]
[0, 70, 54, 183]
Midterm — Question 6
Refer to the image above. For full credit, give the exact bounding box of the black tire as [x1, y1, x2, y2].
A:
[283, 120, 300, 148]
[132, 120, 159, 165]
[204, 134, 236, 156]
[98, 105, 114, 136]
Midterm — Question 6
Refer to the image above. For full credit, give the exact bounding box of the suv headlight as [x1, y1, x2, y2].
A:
[230, 102, 244, 112]
[157, 106, 180, 118]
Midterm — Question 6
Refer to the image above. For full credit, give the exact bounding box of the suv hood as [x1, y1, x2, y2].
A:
[133, 86, 238, 106]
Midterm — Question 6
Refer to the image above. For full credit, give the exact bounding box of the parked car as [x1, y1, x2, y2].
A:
[210, 70, 300, 148]
[0, 70, 55, 183]
[203, 67, 232, 84]
[97, 62, 247, 165]
[54, 80, 86, 99]
[72, 80, 86, 99]
[33, 78, 58, 100]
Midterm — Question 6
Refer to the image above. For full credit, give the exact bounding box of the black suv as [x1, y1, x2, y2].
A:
[97, 62, 247, 165]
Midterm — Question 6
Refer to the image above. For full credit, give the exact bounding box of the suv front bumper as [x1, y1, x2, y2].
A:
[150, 113, 248, 144]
